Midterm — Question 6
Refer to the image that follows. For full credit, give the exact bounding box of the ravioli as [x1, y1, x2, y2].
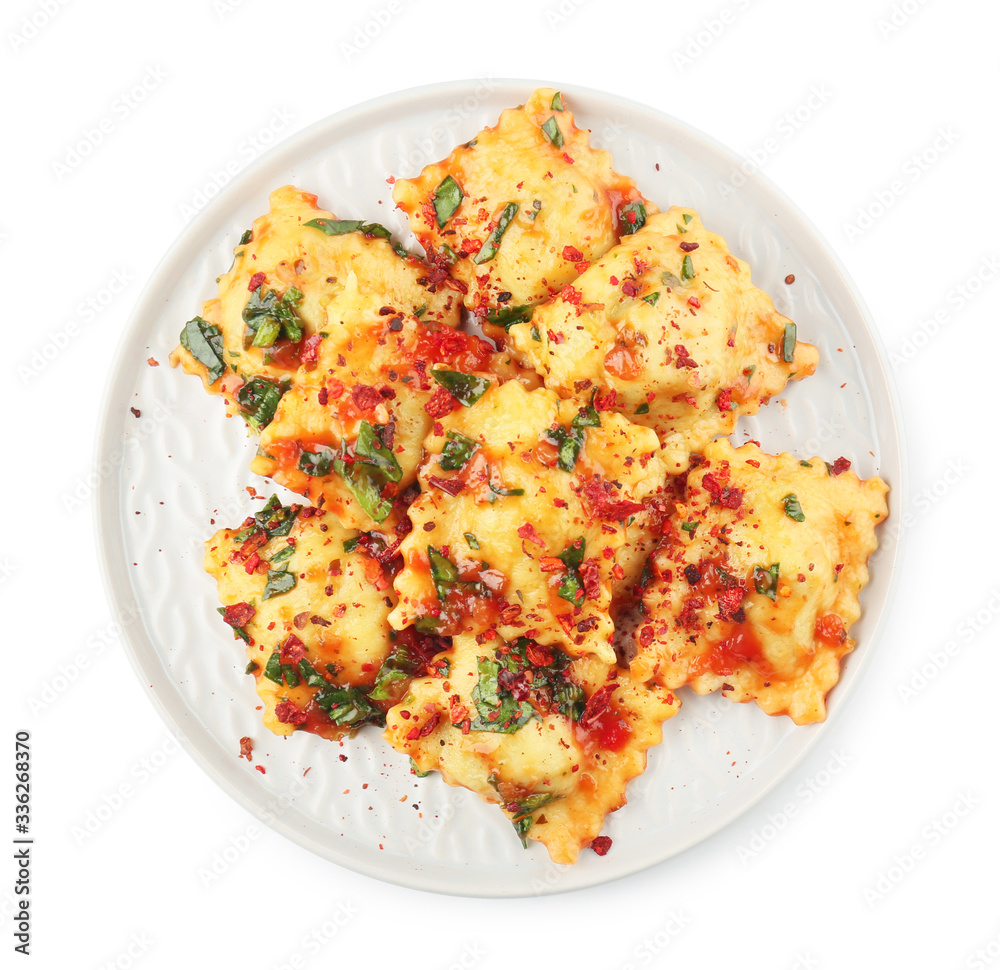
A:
[204, 496, 402, 740]
[170, 184, 460, 426]
[387, 380, 668, 664]
[383, 634, 680, 864]
[631, 440, 889, 724]
[392, 88, 656, 323]
[507, 208, 819, 473]
[250, 298, 537, 532]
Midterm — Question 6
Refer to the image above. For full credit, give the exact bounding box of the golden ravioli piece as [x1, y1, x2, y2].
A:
[250, 298, 536, 533]
[170, 184, 459, 423]
[632, 440, 889, 724]
[387, 380, 668, 664]
[204, 497, 399, 740]
[383, 634, 680, 864]
[392, 87, 656, 322]
[507, 208, 819, 473]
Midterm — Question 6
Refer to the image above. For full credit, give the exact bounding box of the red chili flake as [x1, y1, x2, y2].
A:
[719, 487, 744, 510]
[687, 297, 701, 308]
[561, 284, 581, 305]
[222, 602, 256, 627]
[255, 765, 266, 774]
[638, 625, 654, 648]
[593, 388, 617, 411]
[785, 274, 795, 285]
[679, 241, 699, 253]
[317, 386, 329, 406]
[280, 633, 306, 665]
[428, 476, 465, 496]
[830, 457, 851, 476]
[424, 385, 456, 418]
[555, 613, 575, 635]
[248, 271, 266, 291]
[673, 344, 697, 368]
[239, 737, 253, 761]
[130, 407, 141, 418]
[552, 497, 568, 508]
[547, 329, 566, 345]
[146, 357, 159, 366]
[300, 334, 322, 365]
[581, 684, 615, 724]
[621, 280, 639, 298]
[717, 585, 747, 618]
[609, 275, 619, 285]
[581, 480, 645, 521]
[562, 245, 584, 261]
[243, 552, 261, 574]
[274, 699, 308, 725]
[717, 388, 733, 412]
[448, 695, 469, 725]
[746, 459, 760, 468]
[310, 615, 331, 627]
[525, 643, 553, 667]
[406, 712, 440, 740]
[293, 611, 310, 630]
[327, 379, 345, 399]
[538, 556, 563, 573]
[575, 261, 590, 273]
[590, 836, 613, 856]
[351, 384, 381, 411]
[517, 522, 546, 547]
[579, 559, 602, 600]
[562, 152, 575, 165]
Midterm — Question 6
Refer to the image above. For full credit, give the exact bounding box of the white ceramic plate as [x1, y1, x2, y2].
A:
[95, 79, 904, 896]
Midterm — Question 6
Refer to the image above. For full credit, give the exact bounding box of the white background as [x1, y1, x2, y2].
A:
[5, 0, 999, 967]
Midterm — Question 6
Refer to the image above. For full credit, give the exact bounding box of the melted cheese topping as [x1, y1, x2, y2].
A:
[633, 439, 889, 724]
[383, 634, 680, 864]
[507, 208, 818, 473]
[388, 380, 668, 663]
[392, 88, 656, 318]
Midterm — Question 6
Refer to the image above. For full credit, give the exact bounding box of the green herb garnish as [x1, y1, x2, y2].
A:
[440, 430, 480, 470]
[263, 568, 296, 600]
[782, 493, 805, 522]
[782, 323, 797, 363]
[236, 377, 287, 431]
[432, 175, 463, 228]
[431, 368, 492, 407]
[485, 304, 534, 331]
[680, 254, 695, 281]
[541, 116, 564, 148]
[619, 201, 647, 235]
[473, 202, 518, 264]
[753, 563, 780, 601]
[179, 316, 226, 383]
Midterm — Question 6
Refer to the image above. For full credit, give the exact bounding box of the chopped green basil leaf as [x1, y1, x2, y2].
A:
[682, 213, 693, 224]
[297, 658, 327, 687]
[782, 322, 797, 363]
[473, 202, 518, 264]
[304, 217, 393, 240]
[440, 430, 479, 470]
[432, 175, 463, 228]
[541, 116, 564, 148]
[558, 537, 586, 570]
[643, 291, 661, 306]
[753, 563, 780, 601]
[427, 546, 459, 603]
[179, 316, 226, 383]
[298, 446, 336, 478]
[431, 368, 492, 407]
[243, 287, 304, 348]
[236, 377, 287, 431]
[464, 532, 480, 550]
[680, 520, 699, 533]
[268, 544, 294, 565]
[263, 568, 296, 600]
[571, 405, 601, 428]
[470, 656, 534, 734]
[551, 91, 565, 111]
[661, 271, 681, 288]
[782, 493, 805, 522]
[485, 304, 534, 330]
[530, 324, 541, 341]
[680, 254, 695, 281]
[635, 402, 650, 414]
[618, 201, 647, 236]
[312, 685, 385, 728]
